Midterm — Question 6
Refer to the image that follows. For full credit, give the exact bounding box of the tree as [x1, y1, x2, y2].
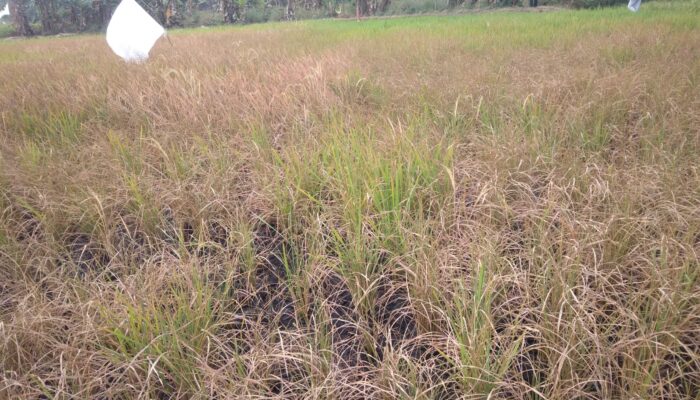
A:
[286, 0, 293, 20]
[91, 0, 108, 28]
[36, 0, 58, 34]
[220, 0, 239, 22]
[355, 0, 367, 18]
[164, 0, 178, 26]
[8, 0, 34, 36]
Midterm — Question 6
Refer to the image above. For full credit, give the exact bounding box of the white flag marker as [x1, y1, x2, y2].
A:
[106, 0, 165, 62]
[628, 0, 641, 12]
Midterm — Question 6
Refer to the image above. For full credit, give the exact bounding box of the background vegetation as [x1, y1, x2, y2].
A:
[0, 0, 629, 37]
[1, 0, 699, 398]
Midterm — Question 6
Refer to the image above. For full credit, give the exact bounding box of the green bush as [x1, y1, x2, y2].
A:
[244, 6, 270, 23]
[182, 10, 222, 27]
[0, 23, 13, 39]
[570, 0, 627, 9]
[385, 0, 448, 15]
[294, 6, 328, 20]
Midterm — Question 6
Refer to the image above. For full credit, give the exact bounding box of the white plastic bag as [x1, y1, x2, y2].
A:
[628, 0, 641, 12]
[106, 0, 165, 62]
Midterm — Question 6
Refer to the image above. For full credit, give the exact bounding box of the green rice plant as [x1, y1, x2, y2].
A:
[99, 266, 220, 397]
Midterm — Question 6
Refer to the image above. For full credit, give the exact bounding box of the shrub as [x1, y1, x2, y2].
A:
[244, 6, 270, 23]
[182, 10, 222, 27]
[0, 23, 13, 38]
[570, 0, 627, 9]
[385, 0, 449, 15]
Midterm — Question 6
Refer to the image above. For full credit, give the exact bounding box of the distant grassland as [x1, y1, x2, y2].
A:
[1, 1, 699, 399]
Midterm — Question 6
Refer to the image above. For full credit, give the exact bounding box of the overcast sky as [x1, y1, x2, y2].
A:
[0, 4, 9, 18]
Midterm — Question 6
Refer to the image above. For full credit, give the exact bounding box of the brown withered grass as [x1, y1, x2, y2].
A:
[1, 2, 699, 399]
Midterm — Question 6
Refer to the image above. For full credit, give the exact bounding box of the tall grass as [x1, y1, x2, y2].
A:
[1, 1, 699, 398]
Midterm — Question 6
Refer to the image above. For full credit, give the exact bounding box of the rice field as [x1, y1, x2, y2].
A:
[1, 1, 699, 398]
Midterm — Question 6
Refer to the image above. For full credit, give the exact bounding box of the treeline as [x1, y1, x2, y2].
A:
[0, 0, 627, 37]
